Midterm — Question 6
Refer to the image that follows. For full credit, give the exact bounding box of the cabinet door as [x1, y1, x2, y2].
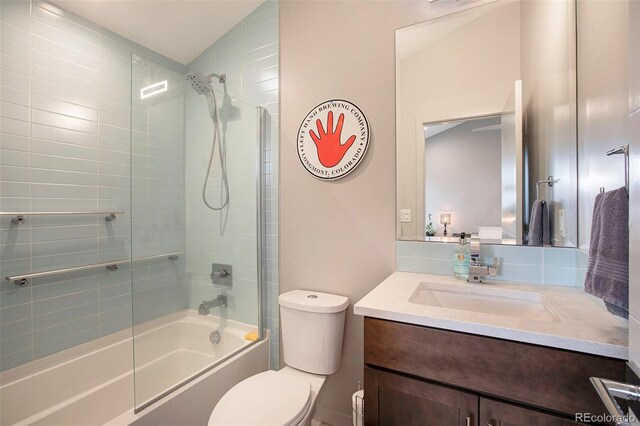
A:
[480, 398, 582, 426]
[365, 366, 478, 426]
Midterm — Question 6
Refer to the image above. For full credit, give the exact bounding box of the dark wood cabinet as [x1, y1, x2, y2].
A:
[364, 317, 626, 426]
[480, 398, 581, 426]
[365, 367, 477, 426]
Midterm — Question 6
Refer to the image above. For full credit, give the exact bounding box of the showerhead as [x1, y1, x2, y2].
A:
[186, 71, 214, 95]
[186, 71, 226, 95]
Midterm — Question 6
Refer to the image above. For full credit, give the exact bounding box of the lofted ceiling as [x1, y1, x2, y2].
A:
[50, 0, 264, 65]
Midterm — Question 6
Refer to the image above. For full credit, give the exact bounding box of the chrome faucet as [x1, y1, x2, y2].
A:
[467, 235, 498, 283]
[198, 295, 227, 315]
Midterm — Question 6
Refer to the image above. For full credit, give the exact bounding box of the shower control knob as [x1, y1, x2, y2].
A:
[212, 269, 230, 279]
[210, 263, 233, 286]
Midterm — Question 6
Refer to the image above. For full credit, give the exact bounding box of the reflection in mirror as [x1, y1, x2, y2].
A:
[424, 115, 518, 245]
[396, 0, 577, 247]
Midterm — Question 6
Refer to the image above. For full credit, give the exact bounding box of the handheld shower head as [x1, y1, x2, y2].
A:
[186, 71, 214, 95]
[186, 71, 226, 95]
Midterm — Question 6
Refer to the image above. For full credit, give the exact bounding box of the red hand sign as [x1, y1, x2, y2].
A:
[309, 111, 357, 168]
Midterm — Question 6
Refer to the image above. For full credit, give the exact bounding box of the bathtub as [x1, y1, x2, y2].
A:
[0, 310, 268, 426]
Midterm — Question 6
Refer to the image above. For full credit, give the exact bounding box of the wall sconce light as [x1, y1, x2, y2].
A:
[440, 213, 452, 236]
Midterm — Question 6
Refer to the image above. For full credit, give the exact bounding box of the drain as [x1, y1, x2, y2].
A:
[209, 331, 221, 344]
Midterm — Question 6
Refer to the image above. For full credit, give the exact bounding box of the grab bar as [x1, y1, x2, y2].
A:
[590, 377, 640, 426]
[6, 252, 182, 287]
[0, 211, 125, 225]
[535, 176, 558, 200]
[605, 145, 630, 196]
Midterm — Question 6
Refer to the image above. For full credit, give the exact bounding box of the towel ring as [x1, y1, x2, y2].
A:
[605, 145, 629, 196]
[536, 176, 557, 201]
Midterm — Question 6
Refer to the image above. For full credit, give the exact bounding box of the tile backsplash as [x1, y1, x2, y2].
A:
[397, 241, 584, 288]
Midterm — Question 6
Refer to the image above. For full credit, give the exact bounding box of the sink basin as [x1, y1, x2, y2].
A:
[409, 282, 561, 322]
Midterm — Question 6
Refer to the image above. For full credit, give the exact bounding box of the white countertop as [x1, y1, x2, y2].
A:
[354, 272, 628, 359]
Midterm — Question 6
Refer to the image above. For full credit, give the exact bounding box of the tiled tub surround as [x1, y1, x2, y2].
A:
[397, 241, 585, 287]
[354, 272, 628, 359]
[185, 0, 279, 369]
[0, 1, 189, 371]
[0, 310, 265, 426]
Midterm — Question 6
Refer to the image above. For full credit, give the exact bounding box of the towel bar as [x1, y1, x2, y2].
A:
[6, 252, 182, 287]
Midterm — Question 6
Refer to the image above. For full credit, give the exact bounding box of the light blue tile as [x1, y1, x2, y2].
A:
[33, 327, 99, 360]
[99, 317, 131, 337]
[100, 304, 132, 325]
[482, 245, 543, 266]
[543, 247, 578, 268]
[397, 256, 453, 276]
[32, 3, 101, 43]
[1, 348, 32, 371]
[543, 266, 577, 287]
[33, 302, 98, 331]
[100, 293, 131, 312]
[31, 63, 98, 99]
[33, 315, 99, 346]
[0, 317, 31, 339]
[495, 264, 543, 284]
[577, 249, 589, 269]
[32, 289, 99, 316]
[0, 303, 30, 323]
[30, 77, 97, 109]
[32, 35, 98, 70]
[575, 269, 587, 289]
[0, 287, 30, 309]
[1, 332, 31, 356]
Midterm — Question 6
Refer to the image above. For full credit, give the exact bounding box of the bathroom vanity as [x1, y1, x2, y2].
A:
[355, 273, 628, 425]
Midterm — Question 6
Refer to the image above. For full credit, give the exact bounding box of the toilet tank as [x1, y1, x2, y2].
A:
[279, 290, 349, 375]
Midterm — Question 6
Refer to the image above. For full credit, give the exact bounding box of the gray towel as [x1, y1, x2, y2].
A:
[585, 187, 629, 318]
[527, 200, 550, 246]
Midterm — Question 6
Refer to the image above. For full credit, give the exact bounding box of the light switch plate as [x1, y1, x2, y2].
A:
[400, 209, 412, 223]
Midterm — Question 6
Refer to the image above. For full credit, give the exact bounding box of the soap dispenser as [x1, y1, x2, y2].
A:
[453, 232, 470, 280]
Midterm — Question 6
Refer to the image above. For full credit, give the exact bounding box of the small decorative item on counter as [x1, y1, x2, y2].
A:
[425, 214, 436, 236]
[453, 232, 470, 280]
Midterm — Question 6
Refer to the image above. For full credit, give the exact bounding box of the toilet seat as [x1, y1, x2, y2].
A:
[208, 370, 312, 426]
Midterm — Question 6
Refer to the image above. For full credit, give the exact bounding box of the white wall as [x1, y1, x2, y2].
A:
[396, 0, 521, 240]
[280, 1, 500, 424]
[521, 0, 577, 247]
[424, 118, 503, 236]
[628, 0, 640, 375]
[577, 0, 630, 254]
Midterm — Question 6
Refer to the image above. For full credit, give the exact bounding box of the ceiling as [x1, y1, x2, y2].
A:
[396, 0, 502, 61]
[50, 0, 264, 65]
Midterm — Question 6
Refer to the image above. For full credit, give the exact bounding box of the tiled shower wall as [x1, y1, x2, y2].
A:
[185, 1, 279, 369]
[0, 0, 187, 371]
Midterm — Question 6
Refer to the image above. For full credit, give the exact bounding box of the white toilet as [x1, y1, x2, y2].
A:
[208, 290, 350, 426]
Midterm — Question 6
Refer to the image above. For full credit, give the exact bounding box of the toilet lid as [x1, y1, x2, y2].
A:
[209, 370, 311, 426]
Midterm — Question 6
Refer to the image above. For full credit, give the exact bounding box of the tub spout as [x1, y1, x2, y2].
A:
[198, 295, 227, 315]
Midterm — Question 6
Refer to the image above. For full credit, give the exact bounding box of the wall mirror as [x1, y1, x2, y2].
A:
[396, 0, 577, 247]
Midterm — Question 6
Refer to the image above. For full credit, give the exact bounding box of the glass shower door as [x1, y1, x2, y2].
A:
[130, 55, 262, 411]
